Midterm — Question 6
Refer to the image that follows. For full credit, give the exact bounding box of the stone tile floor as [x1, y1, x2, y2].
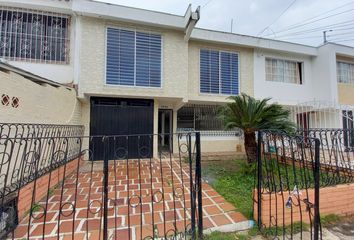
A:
[8, 158, 247, 240]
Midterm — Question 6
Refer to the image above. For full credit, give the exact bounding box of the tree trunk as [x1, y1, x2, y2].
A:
[244, 131, 257, 164]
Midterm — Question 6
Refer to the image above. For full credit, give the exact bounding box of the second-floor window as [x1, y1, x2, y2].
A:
[0, 7, 70, 63]
[266, 58, 303, 84]
[106, 27, 162, 87]
[337, 61, 354, 84]
[200, 49, 239, 95]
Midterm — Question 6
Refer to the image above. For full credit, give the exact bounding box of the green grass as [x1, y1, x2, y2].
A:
[202, 160, 255, 219]
[320, 214, 341, 228]
[261, 221, 309, 237]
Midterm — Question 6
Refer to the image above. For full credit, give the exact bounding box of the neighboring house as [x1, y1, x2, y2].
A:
[0, 0, 353, 157]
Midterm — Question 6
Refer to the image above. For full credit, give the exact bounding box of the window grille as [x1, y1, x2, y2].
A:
[177, 105, 225, 131]
[0, 7, 70, 63]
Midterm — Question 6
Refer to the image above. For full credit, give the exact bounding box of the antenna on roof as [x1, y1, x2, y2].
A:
[323, 30, 333, 44]
[231, 19, 234, 33]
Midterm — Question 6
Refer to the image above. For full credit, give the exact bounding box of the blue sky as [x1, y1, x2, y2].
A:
[96, 0, 354, 47]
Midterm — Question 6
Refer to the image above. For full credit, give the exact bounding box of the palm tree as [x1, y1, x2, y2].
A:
[219, 94, 295, 163]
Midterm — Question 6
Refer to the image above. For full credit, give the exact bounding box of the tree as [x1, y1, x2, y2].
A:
[219, 94, 295, 163]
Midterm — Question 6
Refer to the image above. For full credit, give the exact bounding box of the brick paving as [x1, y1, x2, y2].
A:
[8, 158, 247, 240]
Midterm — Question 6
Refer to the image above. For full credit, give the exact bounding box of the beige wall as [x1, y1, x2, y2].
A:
[337, 55, 354, 105]
[0, 69, 81, 124]
[78, 16, 189, 101]
[188, 41, 254, 103]
[338, 83, 354, 105]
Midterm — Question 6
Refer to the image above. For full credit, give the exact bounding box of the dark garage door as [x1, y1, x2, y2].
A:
[90, 97, 154, 160]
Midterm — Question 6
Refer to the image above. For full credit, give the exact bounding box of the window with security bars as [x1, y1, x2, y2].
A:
[200, 49, 239, 95]
[177, 105, 224, 131]
[106, 27, 162, 87]
[265, 58, 303, 84]
[0, 7, 70, 63]
[337, 61, 354, 84]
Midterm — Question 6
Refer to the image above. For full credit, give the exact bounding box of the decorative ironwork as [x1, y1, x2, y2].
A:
[0, 7, 70, 63]
[0, 131, 203, 240]
[255, 130, 322, 240]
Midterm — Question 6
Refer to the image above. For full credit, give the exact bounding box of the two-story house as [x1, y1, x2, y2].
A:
[0, 0, 353, 157]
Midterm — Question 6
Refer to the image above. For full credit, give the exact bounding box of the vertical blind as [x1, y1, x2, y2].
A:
[106, 27, 162, 87]
[200, 49, 239, 95]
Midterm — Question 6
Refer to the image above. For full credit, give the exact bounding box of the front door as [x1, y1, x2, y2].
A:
[158, 109, 173, 152]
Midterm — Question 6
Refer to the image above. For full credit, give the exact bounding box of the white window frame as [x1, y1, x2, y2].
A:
[265, 57, 303, 85]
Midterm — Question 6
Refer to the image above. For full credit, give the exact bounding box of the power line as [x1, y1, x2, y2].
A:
[273, 20, 354, 38]
[263, 6, 354, 37]
[257, 0, 297, 36]
[331, 38, 354, 43]
[202, 0, 214, 8]
[263, 1, 354, 36]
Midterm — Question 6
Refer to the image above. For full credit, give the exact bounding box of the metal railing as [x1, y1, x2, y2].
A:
[256, 130, 321, 240]
[0, 132, 203, 240]
[0, 123, 84, 197]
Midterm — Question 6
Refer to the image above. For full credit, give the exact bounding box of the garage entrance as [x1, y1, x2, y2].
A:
[90, 97, 154, 160]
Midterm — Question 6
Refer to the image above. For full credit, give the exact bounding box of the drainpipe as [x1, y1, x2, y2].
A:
[183, 5, 200, 41]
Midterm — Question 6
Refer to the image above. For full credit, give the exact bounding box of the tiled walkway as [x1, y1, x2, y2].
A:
[9, 158, 247, 240]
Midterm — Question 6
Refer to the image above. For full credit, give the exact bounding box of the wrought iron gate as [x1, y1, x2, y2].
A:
[255, 130, 321, 240]
[0, 125, 203, 239]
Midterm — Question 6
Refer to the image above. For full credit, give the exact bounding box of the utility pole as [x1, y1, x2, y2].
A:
[323, 30, 332, 44]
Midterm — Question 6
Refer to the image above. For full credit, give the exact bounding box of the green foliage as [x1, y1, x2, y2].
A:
[202, 160, 255, 219]
[219, 93, 295, 133]
[261, 221, 309, 237]
[202, 231, 238, 240]
[321, 214, 341, 228]
[30, 203, 41, 214]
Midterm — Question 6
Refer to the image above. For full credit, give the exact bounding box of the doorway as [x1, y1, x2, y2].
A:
[158, 109, 173, 152]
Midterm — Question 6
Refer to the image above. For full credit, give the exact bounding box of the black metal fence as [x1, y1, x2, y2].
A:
[256, 130, 321, 240]
[255, 129, 354, 240]
[297, 128, 354, 185]
[0, 123, 84, 198]
[0, 132, 203, 240]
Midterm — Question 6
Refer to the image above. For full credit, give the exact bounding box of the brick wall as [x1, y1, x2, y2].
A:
[17, 158, 81, 221]
[253, 183, 354, 226]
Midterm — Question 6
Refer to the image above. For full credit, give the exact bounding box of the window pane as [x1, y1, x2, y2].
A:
[106, 28, 135, 86]
[265, 58, 302, 84]
[136, 32, 161, 87]
[177, 105, 224, 131]
[106, 28, 162, 87]
[337, 61, 354, 84]
[200, 49, 211, 93]
[200, 49, 239, 95]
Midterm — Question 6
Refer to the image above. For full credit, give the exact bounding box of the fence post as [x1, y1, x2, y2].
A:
[314, 138, 321, 240]
[195, 132, 203, 238]
[257, 131, 262, 229]
[103, 136, 109, 240]
[188, 133, 196, 240]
